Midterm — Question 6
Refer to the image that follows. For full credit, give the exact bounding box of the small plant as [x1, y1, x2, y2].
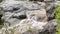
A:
[54, 4, 60, 34]
[0, 24, 3, 29]
[0, 21, 3, 29]
[54, 4, 60, 23]
[28, 27, 33, 32]
[28, 27, 37, 32]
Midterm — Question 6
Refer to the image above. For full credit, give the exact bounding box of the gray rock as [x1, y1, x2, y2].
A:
[26, 10, 47, 22]
[0, 0, 45, 11]
[0, 0, 46, 27]
[0, 0, 57, 34]
[6, 18, 20, 27]
[44, 0, 56, 2]
[21, 19, 57, 34]
[46, 3, 57, 21]
[1, 12, 20, 27]
[42, 19, 57, 34]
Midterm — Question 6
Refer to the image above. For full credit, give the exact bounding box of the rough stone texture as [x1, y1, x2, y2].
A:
[0, 0, 58, 34]
[46, 3, 56, 21]
[26, 10, 47, 22]
[0, 0, 46, 26]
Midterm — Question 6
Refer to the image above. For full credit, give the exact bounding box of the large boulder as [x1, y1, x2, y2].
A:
[0, 0, 46, 27]
[0, 0, 57, 34]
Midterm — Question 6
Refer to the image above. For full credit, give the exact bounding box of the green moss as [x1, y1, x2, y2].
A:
[54, 4, 60, 22]
[56, 24, 60, 34]
[54, 4, 60, 34]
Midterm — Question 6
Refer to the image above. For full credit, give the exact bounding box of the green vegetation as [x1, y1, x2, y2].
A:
[56, 24, 60, 34]
[0, 0, 3, 3]
[28, 27, 33, 32]
[0, 24, 3, 29]
[54, 4, 60, 23]
[28, 27, 37, 32]
[0, 21, 3, 29]
[54, 4, 60, 34]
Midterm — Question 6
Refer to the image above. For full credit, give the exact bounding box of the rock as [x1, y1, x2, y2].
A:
[56, 1, 60, 4]
[49, 19, 57, 26]
[22, 19, 57, 34]
[0, 1, 45, 10]
[6, 18, 20, 27]
[44, 0, 56, 2]
[0, 18, 48, 34]
[0, 14, 3, 21]
[0, 0, 57, 34]
[26, 10, 47, 22]
[46, 3, 57, 21]
[1, 12, 20, 27]
[42, 19, 57, 34]
[0, 0, 46, 27]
